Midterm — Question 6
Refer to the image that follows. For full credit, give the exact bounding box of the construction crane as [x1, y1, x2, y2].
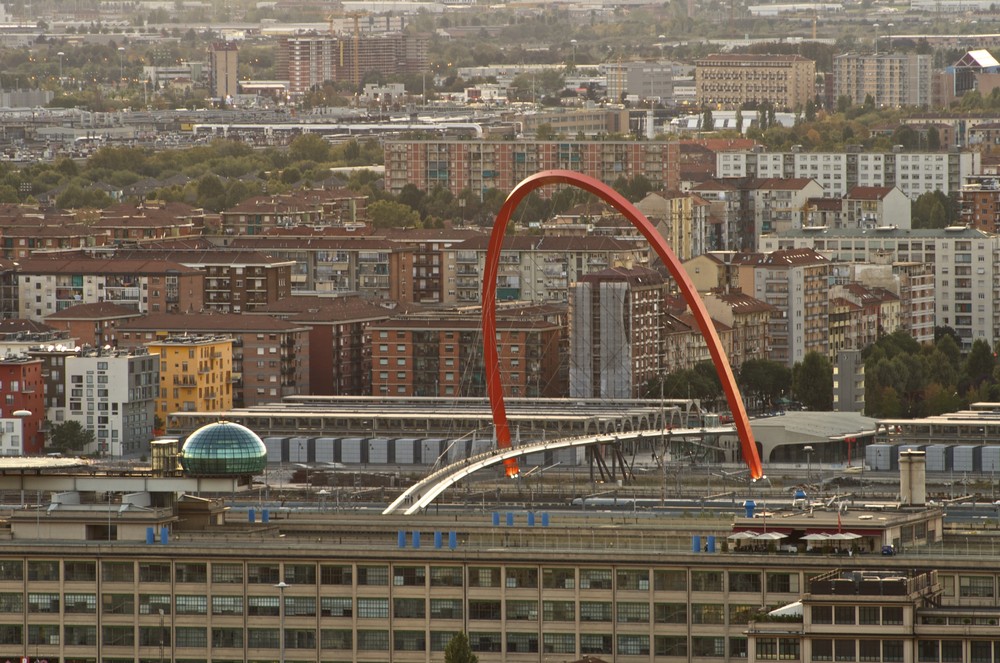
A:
[326, 10, 368, 89]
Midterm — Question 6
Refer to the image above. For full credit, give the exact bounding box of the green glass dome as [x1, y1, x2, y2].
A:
[179, 421, 267, 477]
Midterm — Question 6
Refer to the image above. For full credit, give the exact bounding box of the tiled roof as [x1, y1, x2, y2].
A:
[17, 257, 202, 275]
[45, 302, 143, 320]
[116, 312, 309, 333]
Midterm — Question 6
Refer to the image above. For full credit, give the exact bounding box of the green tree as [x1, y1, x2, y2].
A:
[367, 199, 421, 228]
[48, 420, 95, 454]
[791, 352, 833, 411]
[962, 338, 995, 391]
[289, 133, 332, 164]
[701, 108, 714, 131]
[737, 359, 791, 413]
[444, 632, 478, 663]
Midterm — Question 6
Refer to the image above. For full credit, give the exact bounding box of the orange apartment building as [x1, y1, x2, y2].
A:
[147, 334, 234, 417]
[383, 139, 681, 199]
[369, 306, 566, 399]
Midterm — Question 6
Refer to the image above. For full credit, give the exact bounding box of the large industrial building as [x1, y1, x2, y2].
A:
[0, 437, 993, 663]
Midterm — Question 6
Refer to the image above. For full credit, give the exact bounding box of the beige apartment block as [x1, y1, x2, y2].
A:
[695, 54, 816, 111]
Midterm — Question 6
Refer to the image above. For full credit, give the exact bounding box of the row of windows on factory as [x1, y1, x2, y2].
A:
[1, 560, 804, 594]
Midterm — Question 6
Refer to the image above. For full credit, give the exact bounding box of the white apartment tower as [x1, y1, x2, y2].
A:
[64, 349, 159, 457]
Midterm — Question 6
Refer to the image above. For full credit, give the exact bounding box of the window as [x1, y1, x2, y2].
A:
[139, 562, 171, 583]
[579, 601, 611, 622]
[468, 600, 501, 620]
[284, 564, 315, 584]
[581, 633, 613, 655]
[654, 569, 686, 591]
[393, 566, 426, 586]
[617, 569, 649, 590]
[64, 593, 96, 613]
[616, 602, 649, 623]
[27, 593, 60, 613]
[960, 575, 994, 598]
[357, 565, 388, 586]
[28, 561, 59, 581]
[212, 563, 243, 584]
[0, 593, 21, 613]
[102, 562, 133, 583]
[656, 635, 687, 656]
[175, 626, 207, 648]
[543, 600, 574, 621]
[139, 594, 171, 615]
[543, 568, 575, 589]
[320, 565, 352, 585]
[64, 625, 97, 646]
[394, 630, 426, 651]
[285, 596, 316, 616]
[430, 599, 462, 619]
[247, 563, 280, 584]
[357, 630, 390, 651]
[430, 566, 463, 587]
[505, 567, 537, 588]
[655, 602, 687, 624]
[543, 633, 575, 654]
[469, 567, 500, 587]
[393, 598, 424, 619]
[835, 605, 855, 624]
[247, 596, 279, 616]
[212, 596, 243, 615]
[175, 595, 207, 615]
[64, 561, 97, 581]
[730, 571, 761, 593]
[321, 629, 352, 650]
[691, 570, 723, 592]
[358, 598, 389, 619]
[692, 603, 725, 624]
[102, 594, 133, 615]
[507, 600, 538, 620]
[812, 605, 833, 624]
[580, 568, 612, 589]
[507, 632, 539, 653]
[103, 625, 133, 647]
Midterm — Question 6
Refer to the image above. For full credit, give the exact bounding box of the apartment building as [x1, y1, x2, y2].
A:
[695, 54, 816, 111]
[701, 289, 774, 369]
[218, 189, 369, 235]
[569, 267, 667, 399]
[63, 348, 158, 457]
[634, 191, 711, 260]
[117, 249, 294, 315]
[761, 226, 998, 349]
[452, 236, 647, 305]
[752, 178, 825, 237]
[210, 41, 238, 102]
[226, 237, 410, 303]
[733, 248, 831, 367]
[16, 257, 205, 322]
[147, 335, 233, 418]
[716, 149, 978, 200]
[92, 201, 206, 245]
[516, 108, 633, 138]
[0, 355, 43, 453]
[251, 295, 391, 397]
[116, 313, 309, 408]
[833, 53, 934, 108]
[44, 302, 144, 347]
[959, 174, 1000, 234]
[278, 33, 427, 94]
[369, 306, 566, 399]
[383, 139, 681, 199]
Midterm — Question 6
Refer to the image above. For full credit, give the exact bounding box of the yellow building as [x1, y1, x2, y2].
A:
[148, 335, 234, 417]
[695, 53, 816, 111]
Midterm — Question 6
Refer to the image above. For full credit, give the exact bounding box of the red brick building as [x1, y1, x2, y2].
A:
[369, 305, 566, 398]
[0, 356, 44, 454]
[251, 295, 391, 396]
[45, 302, 144, 347]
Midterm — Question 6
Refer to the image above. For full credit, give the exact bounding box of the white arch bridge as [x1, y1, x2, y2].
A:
[382, 425, 741, 515]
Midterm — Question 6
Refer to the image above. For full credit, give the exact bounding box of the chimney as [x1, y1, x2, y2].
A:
[899, 449, 926, 506]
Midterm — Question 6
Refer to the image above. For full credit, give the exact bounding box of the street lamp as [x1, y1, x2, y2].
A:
[57, 51, 64, 81]
[275, 580, 288, 663]
[873, 23, 880, 55]
[570, 39, 577, 66]
[886, 23, 894, 51]
[117, 46, 125, 86]
[804, 445, 814, 483]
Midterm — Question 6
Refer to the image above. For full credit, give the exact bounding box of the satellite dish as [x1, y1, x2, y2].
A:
[46, 345, 54, 352]
[74, 346, 81, 352]
[103, 345, 112, 351]
[55, 345, 64, 351]
[12, 410, 31, 418]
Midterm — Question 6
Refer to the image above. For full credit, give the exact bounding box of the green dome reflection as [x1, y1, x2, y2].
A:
[179, 421, 267, 477]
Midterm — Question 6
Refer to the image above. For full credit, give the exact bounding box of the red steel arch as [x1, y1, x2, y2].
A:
[481, 170, 764, 480]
